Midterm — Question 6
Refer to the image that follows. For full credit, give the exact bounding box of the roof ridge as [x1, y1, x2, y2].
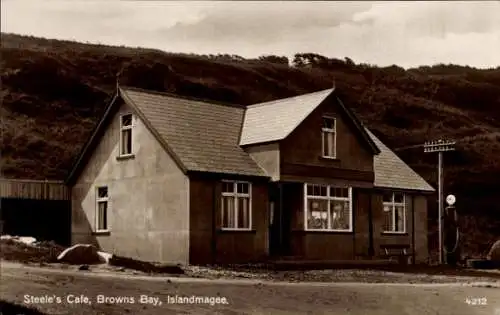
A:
[119, 85, 246, 109]
[247, 88, 334, 108]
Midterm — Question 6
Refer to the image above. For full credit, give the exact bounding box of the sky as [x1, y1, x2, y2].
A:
[2, 1, 500, 69]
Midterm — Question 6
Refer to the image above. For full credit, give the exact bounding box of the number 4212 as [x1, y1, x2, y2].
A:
[465, 297, 487, 305]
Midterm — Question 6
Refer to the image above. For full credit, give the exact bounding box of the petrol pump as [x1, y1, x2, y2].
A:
[443, 194, 460, 265]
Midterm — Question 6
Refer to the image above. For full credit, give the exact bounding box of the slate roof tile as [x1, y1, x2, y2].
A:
[121, 88, 267, 177]
[119, 87, 434, 192]
[240, 89, 334, 146]
[366, 128, 435, 192]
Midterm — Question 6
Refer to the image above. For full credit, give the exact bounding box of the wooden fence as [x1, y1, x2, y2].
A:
[0, 178, 70, 200]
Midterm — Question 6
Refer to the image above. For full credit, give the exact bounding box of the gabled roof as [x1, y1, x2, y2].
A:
[239, 88, 380, 155]
[66, 86, 268, 184]
[67, 85, 434, 193]
[66, 93, 121, 185]
[240, 89, 334, 146]
[366, 128, 435, 192]
[119, 87, 267, 177]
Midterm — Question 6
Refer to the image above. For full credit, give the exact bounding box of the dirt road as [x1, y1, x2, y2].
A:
[1, 262, 499, 315]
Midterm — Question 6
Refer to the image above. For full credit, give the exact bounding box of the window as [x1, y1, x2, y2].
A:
[321, 117, 336, 158]
[304, 183, 352, 231]
[383, 192, 406, 233]
[96, 186, 109, 232]
[119, 114, 133, 156]
[221, 181, 251, 230]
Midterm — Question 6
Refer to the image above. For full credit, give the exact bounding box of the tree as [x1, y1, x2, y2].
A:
[292, 53, 328, 67]
[258, 55, 289, 65]
[344, 57, 355, 67]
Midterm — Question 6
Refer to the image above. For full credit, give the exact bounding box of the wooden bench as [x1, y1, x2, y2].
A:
[380, 244, 412, 264]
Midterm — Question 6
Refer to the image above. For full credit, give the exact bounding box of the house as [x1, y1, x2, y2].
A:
[66, 85, 435, 265]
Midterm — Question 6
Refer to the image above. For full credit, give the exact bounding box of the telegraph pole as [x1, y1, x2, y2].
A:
[424, 139, 456, 264]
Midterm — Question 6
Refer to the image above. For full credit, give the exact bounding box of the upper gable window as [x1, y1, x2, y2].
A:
[119, 113, 133, 156]
[321, 117, 336, 158]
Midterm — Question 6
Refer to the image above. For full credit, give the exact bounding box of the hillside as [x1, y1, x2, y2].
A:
[1, 33, 499, 257]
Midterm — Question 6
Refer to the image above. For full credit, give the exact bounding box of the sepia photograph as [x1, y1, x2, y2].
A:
[0, 1, 499, 314]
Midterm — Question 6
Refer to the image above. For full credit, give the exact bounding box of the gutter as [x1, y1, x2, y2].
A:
[368, 191, 374, 257]
[212, 183, 217, 265]
[412, 195, 416, 264]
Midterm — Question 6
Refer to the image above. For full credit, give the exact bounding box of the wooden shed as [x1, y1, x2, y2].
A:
[0, 178, 71, 245]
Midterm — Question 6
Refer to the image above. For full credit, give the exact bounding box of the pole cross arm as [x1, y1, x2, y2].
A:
[424, 140, 456, 153]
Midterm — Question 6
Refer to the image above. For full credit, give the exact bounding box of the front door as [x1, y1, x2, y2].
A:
[268, 185, 281, 256]
[354, 190, 374, 258]
[268, 183, 292, 257]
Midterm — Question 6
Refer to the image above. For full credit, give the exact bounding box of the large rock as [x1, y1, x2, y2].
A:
[18, 236, 37, 246]
[57, 244, 105, 265]
[97, 251, 113, 264]
[487, 240, 500, 261]
[0, 235, 37, 246]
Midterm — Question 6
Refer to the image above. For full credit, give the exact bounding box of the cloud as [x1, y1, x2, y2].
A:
[1, 1, 499, 68]
[162, 2, 371, 43]
[353, 2, 500, 38]
[1, 0, 208, 43]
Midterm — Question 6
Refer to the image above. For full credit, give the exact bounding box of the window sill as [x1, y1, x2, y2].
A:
[319, 156, 339, 161]
[296, 229, 353, 234]
[92, 230, 110, 236]
[382, 232, 408, 236]
[116, 154, 135, 161]
[218, 228, 256, 233]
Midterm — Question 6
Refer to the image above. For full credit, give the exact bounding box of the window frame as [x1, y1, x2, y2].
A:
[382, 192, 406, 234]
[321, 116, 337, 159]
[220, 180, 252, 231]
[95, 186, 109, 233]
[119, 113, 134, 157]
[303, 183, 353, 232]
